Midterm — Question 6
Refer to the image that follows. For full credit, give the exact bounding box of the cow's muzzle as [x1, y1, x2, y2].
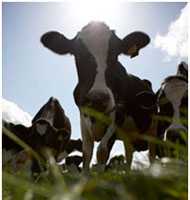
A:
[85, 90, 111, 112]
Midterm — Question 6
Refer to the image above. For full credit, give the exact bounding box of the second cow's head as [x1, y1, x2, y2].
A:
[41, 21, 150, 109]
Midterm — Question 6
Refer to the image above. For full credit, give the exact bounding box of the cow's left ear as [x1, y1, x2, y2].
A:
[122, 32, 150, 58]
[41, 31, 74, 55]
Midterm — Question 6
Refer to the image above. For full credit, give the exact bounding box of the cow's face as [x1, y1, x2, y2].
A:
[31, 119, 70, 154]
[41, 21, 150, 110]
[157, 73, 188, 146]
[30, 97, 71, 159]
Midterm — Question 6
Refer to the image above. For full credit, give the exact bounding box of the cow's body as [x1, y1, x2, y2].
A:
[3, 97, 71, 173]
[63, 155, 83, 172]
[57, 139, 83, 162]
[41, 21, 156, 170]
[156, 62, 188, 157]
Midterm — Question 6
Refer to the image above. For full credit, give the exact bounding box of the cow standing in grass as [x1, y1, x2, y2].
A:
[156, 62, 188, 157]
[3, 97, 72, 174]
[41, 21, 157, 171]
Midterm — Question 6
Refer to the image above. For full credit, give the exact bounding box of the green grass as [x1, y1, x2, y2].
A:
[2, 108, 188, 200]
[3, 158, 188, 200]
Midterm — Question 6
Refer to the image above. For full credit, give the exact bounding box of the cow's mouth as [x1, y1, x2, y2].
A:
[84, 91, 110, 112]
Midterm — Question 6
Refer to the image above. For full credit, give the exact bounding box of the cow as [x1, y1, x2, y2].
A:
[3, 97, 71, 174]
[41, 21, 157, 171]
[61, 155, 83, 173]
[57, 138, 82, 162]
[156, 62, 188, 158]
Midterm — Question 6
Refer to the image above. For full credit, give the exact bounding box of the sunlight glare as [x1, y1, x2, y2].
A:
[71, 0, 119, 24]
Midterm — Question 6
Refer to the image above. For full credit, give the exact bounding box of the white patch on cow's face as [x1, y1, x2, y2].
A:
[36, 123, 48, 135]
[78, 22, 115, 111]
[45, 109, 55, 125]
[163, 78, 187, 128]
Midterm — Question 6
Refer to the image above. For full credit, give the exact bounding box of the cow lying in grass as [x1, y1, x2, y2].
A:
[41, 21, 157, 171]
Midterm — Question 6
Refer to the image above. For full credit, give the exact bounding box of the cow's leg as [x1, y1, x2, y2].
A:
[148, 118, 157, 164]
[123, 140, 133, 169]
[83, 136, 94, 172]
[97, 123, 116, 171]
[80, 114, 94, 172]
[107, 134, 116, 161]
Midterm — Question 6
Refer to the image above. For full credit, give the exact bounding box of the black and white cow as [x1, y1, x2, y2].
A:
[41, 21, 156, 171]
[156, 62, 188, 157]
[57, 138, 82, 162]
[3, 97, 71, 173]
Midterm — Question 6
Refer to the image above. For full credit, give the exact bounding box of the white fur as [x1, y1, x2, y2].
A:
[45, 109, 55, 125]
[36, 109, 55, 135]
[163, 79, 187, 136]
[36, 123, 48, 135]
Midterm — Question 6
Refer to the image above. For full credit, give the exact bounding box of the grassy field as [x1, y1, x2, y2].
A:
[2, 110, 188, 200]
[3, 134, 188, 200]
[2, 157, 188, 200]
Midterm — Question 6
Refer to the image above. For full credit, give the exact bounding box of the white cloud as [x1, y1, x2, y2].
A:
[2, 98, 32, 127]
[154, 4, 189, 59]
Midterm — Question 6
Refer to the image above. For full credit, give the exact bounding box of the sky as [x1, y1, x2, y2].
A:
[2, 1, 188, 160]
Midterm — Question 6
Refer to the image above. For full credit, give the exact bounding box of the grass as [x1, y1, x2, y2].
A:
[2, 159, 188, 200]
[2, 109, 188, 200]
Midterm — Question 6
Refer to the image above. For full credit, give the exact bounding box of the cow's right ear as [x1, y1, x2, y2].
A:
[41, 31, 73, 55]
[122, 32, 150, 58]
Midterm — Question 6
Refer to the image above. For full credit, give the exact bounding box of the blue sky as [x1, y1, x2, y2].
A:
[2, 2, 188, 158]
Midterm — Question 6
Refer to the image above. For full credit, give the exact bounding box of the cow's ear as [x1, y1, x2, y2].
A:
[41, 31, 73, 55]
[122, 32, 150, 58]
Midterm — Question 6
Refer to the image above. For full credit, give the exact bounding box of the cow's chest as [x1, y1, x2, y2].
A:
[81, 114, 109, 141]
[91, 120, 108, 141]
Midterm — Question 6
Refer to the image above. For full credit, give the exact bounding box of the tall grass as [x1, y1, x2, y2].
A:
[2, 108, 188, 200]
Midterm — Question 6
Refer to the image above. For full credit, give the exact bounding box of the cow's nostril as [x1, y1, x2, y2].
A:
[87, 90, 110, 101]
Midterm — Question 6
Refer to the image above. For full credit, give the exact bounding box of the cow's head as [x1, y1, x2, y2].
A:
[177, 61, 188, 79]
[4, 97, 71, 160]
[30, 97, 71, 157]
[157, 62, 188, 156]
[41, 21, 150, 110]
